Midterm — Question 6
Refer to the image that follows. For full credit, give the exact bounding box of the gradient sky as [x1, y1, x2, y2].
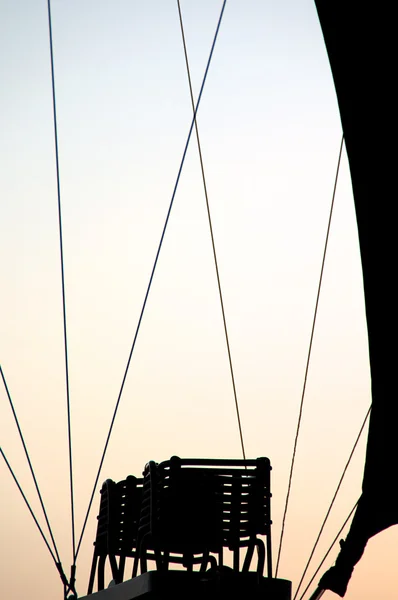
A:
[1, 1, 397, 599]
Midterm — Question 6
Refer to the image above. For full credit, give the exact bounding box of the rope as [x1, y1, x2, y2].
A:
[275, 135, 345, 576]
[176, 0, 246, 459]
[298, 501, 358, 600]
[46, 0, 76, 562]
[293, 404, 371, 599]
[0, 365, 61, 562]
[75, 0, 229, 560]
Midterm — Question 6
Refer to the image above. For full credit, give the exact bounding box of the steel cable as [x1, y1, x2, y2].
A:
[75, 0, 229, 560]
[176, 0, 246, 459]
[46, 0, 76, 562]
[294, 405, 370, 599]
[0, 365, 61, 563]
[299, 501, 358, 600]
[276, 135, 345, 576]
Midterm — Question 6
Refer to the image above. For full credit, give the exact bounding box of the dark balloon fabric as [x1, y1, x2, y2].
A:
[314, 1, 398, 596]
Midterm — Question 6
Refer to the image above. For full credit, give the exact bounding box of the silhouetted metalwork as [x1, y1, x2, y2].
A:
[85, 457, 291, 599]
[88, 476, 144, 593]
[134, 457, 271, 576]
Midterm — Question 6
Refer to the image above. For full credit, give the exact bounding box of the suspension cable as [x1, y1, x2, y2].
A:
[0, 447, 69, 591]
[298, 500, 358, 600]
[75, 0, 229, 560]
[0, 365, 61, 562]
[293, 404, 371, 599]
[0, 447, 55, 560]
[276, 134, 345, 576]
[176, 0, 246, 459]
[46, 0, 76, 562]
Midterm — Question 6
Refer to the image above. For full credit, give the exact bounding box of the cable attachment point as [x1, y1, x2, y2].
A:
[61, 564, 77, 599]
[66, 564, 78, 599]
[56, 562, 69, 588]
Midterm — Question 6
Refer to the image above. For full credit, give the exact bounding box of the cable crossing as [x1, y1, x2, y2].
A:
[276, 134, 345, 576]
[176, 0, 246, 460]
[299, 501, 358, 600]
[2, 6, 361, 599]
[75, 0, 229, 560]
